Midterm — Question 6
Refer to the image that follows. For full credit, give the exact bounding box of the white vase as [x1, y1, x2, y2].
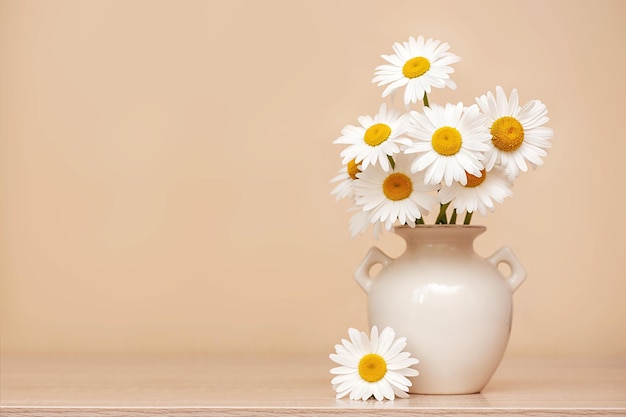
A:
[355, 225, 526, 394]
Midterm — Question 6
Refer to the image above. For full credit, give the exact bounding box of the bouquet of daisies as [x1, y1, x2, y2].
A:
[331, 36, 554, 238]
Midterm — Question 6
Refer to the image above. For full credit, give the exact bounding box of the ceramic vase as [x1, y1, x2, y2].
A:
[355, 225, 526, 394]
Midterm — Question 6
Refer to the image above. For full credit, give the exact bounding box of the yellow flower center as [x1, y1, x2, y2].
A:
[491, 116, 524, 152]
[383, 173, 413, 201]
[431, 126, 462, 156]
[364, 123, 392, 147]
[358, 353, 387, 383]
[465, 169, 486, 187]
[402, 56, 431, 79]
[347, 159, 360, 180]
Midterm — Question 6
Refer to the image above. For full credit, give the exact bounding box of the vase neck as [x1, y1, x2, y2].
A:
[393, 225, 485, 250]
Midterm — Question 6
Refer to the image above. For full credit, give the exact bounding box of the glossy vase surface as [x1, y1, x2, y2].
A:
[355, 225, 526, 394]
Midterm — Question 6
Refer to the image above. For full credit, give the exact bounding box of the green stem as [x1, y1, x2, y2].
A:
[463, 211, 473, 225]
[435, 202, 450, 224]
[449, 209, 457, 225]
[387, 155, 395, 170]
[422, 92, 430, 108]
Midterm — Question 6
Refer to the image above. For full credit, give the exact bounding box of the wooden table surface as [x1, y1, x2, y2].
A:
[1, 355, 625, 416]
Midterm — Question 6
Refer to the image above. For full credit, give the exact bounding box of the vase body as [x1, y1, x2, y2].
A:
[355, 225, 526, 395]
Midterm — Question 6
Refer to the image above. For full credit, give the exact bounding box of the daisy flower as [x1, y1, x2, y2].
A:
[438, 165, 513, 216]
[348, 206, 383, 239]
[334, 104, 412, 172]
[330, 326, 419, 401]
[372, 36, 461, 106]
[353, 154, 438, 231]
[405, 102, 491, 186]
[475, 86, 554, 179]
[330, 159, 361, 201]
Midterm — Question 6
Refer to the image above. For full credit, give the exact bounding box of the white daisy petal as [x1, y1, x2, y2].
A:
[330, 365, 358, 375]
[341, 338, 360, 357]
[395, 367, 420, 377]
[332, 373, 358, 386]
[387, 358, 420, 370]
[392, 385, 410, 399]
[371, 383, 383, 401]
[335, 377, 359, 395]
[376, 327, 395, 355]
[336, 389, 352, 400]
[386, 351, 412, 363]
[383, 337, 408, 360]
[384, 371, 411, 391]
[350, 381, 365, 400]
[329, 353, 359, 368]
[348, 328, 367, 355]
[356, 380, 372, 400]
[349, 206, 384, 239]
[369, 326, 379, 353]
[378, 380, 395, 400]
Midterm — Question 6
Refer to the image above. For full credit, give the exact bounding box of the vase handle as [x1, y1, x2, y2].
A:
[487, 246, 527, 293]
[354, 247, 393, 294]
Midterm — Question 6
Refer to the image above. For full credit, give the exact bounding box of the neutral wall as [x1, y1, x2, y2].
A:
[1, 0, 624, 357]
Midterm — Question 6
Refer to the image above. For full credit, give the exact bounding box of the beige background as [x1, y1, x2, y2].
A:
[1, 0, 625, 357]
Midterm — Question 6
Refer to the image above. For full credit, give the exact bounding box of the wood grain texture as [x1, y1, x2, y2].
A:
[1, 356, 625, 416]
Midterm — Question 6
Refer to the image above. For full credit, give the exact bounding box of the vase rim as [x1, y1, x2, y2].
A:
[393, 224, 486, 230]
